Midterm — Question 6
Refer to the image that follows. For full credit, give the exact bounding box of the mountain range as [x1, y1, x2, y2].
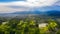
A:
[0, 10, 60, 17]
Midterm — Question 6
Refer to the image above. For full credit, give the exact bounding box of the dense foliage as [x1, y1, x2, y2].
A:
[0, 16, 60, 34]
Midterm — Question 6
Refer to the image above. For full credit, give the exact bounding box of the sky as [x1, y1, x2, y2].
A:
[0, 0, 60, 13]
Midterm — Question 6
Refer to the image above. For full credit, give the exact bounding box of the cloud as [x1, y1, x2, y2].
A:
[54, 1, 60, 6]
[27, 0, 58, 6]
[37, 6, 60, 12]
[0, 0, 58, 7]
[0, 0, 59, 13]
[0, 5, 33, 13]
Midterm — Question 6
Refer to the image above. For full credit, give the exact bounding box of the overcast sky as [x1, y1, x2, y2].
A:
[0, 0, 60, 13]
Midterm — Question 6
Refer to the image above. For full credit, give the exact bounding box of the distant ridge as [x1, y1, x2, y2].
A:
[11, 11, 41, 14]
[0, 10, 60, 17]
[45, 10, 60, 17]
